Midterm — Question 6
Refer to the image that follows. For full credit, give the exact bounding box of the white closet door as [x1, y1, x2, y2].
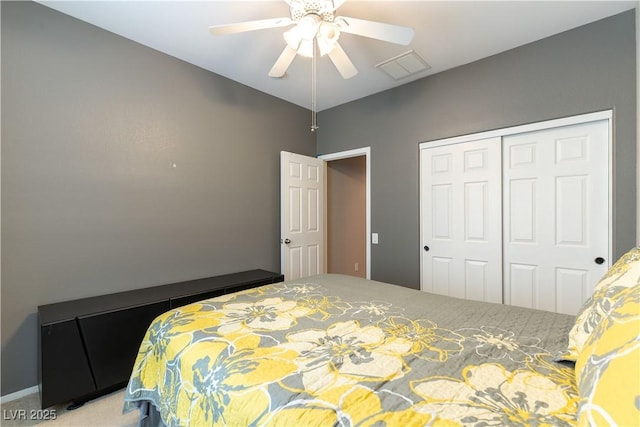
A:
[503, 120, 609, 314]
[420, 137, 503, 303]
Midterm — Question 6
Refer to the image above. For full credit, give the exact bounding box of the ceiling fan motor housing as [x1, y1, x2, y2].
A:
[290, 0, 335, 23]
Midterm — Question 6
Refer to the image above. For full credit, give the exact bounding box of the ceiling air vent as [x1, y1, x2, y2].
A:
[376, 50, 431, 81]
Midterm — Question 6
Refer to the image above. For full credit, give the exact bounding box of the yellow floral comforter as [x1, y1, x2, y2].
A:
[124, 274, 579, 426]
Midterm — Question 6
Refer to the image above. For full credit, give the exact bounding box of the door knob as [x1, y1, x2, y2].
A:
[594, 257, 605, 265]
[423, 245, 430, 252]
[282, 238, 291, 244]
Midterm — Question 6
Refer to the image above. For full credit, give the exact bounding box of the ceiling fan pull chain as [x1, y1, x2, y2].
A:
[311, 38, 319, 132]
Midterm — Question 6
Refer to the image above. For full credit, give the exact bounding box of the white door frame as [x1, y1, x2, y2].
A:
[419, 110, 613, 292]
[319, 147, 371, 279]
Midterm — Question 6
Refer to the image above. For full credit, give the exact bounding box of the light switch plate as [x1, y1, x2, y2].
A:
[372, 233, 379, 244]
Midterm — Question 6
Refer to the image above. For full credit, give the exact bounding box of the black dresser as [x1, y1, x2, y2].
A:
[37, 269, 284, 409]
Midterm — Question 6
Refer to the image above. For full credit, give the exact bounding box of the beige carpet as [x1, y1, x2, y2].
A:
[39, 390, 139, 427]
[1, 389, 140, 427]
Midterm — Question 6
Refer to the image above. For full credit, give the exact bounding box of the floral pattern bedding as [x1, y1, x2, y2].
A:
[124, 274, 579, 426]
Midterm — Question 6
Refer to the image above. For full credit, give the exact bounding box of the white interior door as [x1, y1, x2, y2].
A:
[503, 120, 609, 314]
[281, 151, 325, 281]
[420, 137, 503, 303]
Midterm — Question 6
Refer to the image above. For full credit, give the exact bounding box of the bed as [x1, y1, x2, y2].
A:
[123, 249, 640, 427]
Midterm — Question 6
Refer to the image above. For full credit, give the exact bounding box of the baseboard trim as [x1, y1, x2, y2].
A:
[1, 386, 39, 404]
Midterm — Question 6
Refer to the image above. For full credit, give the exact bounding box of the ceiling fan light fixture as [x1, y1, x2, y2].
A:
[284, 26, 302, 50]
[317, 21, 340, 55]
[317, 37, 337, 56]
[297, 38, 315, 58]
[319, 21, 340, 42]
[298, 14, 321, 40]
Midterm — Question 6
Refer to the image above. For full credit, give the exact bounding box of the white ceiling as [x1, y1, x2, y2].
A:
[37, 1, 636, 111]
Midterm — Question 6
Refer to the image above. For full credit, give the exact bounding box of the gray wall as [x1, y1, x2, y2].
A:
[1, 1, 315, 395]
[318, 10, 637, 288]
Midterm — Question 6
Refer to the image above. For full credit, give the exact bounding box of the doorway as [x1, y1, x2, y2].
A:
[319, 147, 371, 279]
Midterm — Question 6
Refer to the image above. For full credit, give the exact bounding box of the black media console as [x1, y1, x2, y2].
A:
[37, 269, 284, 409]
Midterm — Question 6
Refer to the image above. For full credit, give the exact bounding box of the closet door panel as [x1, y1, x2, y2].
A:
[432, 257, 453, 296]
[556, 267, 590, 315]
[508, 178, 537, 243]
[465, 260, 489, 301]
[503, 120, 609, 314]
[421, 137, 502, 303]
[556, 175, 588, 246]
[432, 185, 453, 239]
[464, 182, 489, 241]
[508, 263, 537, 309]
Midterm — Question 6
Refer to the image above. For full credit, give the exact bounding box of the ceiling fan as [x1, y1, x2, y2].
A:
[209, 0, 415, 80]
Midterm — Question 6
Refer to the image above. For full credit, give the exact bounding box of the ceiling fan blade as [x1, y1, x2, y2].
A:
[336, 16, 414, 45]
[209, 17, 292, 36]
[328, 43, 358, 79]
[269, 46, 298, 78]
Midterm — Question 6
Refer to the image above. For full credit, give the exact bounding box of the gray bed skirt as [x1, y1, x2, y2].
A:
[136, 401, 166, 427]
